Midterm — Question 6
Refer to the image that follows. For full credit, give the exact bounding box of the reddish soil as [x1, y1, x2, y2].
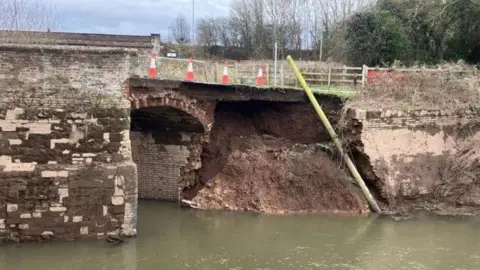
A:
[185, 101, 369, 214]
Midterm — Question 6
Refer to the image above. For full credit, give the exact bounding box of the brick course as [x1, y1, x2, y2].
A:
[130, 132, 190, 201]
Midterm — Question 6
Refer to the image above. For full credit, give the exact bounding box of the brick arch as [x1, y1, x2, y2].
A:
[128, 92, 215, 133]
[128, 91, 215, 202]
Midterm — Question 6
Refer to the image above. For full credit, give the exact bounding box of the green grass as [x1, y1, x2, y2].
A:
[311, 88, 357, 99]
[265, 83, 357, 99]
[255, 84, 358, 99]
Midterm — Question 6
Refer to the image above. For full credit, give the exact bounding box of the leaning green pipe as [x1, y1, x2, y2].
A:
[286, 55, 382, 214]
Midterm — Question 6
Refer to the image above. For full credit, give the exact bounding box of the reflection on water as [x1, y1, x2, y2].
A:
[1, 200, 480, 270]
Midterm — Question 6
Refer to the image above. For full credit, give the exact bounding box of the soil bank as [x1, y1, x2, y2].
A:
[182, 99, 480, 217]
[184, 100, 369, 214]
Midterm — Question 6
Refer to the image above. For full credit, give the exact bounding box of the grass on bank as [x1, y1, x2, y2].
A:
[345, 66, 480, 111]
[434, 139, 480, 202]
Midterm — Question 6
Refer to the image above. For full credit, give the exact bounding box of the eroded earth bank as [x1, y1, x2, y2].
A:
[181, 98, 480, 216]
[182, 99, 371, 215]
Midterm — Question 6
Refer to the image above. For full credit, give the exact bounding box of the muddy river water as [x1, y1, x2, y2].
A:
[1, 201, 480, 270]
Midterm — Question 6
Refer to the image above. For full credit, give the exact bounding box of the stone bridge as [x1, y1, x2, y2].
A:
[0, 31, 341, 242]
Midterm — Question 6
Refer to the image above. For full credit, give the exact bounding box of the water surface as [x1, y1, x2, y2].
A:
[1, 200, 479, 270]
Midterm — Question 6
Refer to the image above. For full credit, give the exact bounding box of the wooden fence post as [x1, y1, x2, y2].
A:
[327, 67, 332, 87]
[280, 63, 285, 87]
[265, 64, 270, 85]
[362, 65, 367, 88]
[202, 63, 209, 83]
[235, 62, 238, 84]
[295, 71, 298, 88]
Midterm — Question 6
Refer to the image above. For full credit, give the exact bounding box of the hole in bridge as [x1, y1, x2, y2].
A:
[129, 106, 204, 202]
[130, 106, 204, 134]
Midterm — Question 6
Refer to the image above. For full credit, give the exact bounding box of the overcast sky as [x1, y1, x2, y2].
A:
[50, 0, 230, 38]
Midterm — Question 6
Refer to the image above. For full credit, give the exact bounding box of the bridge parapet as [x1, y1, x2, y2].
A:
[0, 30, 159, 49]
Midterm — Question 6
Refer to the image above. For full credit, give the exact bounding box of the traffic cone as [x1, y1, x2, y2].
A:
[256, 65, 265, 86]
[148, 52, 157, 79]
[185, 58, 195, 81]
[221, 61, 229, 84]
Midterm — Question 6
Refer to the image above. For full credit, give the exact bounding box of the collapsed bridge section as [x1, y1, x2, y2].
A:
[128, 79, 370, 214]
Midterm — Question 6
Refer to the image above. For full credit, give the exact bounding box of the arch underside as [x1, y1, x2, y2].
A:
[129, 103, 206, 202]
[130, 106, 204, 134]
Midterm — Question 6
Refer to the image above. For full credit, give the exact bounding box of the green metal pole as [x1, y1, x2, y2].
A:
[286, 55, 382, 213]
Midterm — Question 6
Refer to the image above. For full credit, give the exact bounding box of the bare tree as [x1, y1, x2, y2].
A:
[251, 0, 266, 56]
[0, 0, 58, 31]
[216, 17, 232, 47]
[170, 14, 191, 45]
[196, 16, 218, 47]
[193, 0, 374, 59]
[306, 0, 375, 60]
[230, 0, 254, 53]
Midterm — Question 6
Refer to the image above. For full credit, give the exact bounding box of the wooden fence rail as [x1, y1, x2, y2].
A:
[142, 57, 477, 89]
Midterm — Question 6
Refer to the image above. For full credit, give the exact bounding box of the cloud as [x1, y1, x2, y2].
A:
[49, 0, 230, 36]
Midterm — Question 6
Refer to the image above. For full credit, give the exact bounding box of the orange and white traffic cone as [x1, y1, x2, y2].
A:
[221, 61, 229, 84]
[256, 65, 265, 86]
[148, 52, 157, 79]
[185, 58, 195, 81]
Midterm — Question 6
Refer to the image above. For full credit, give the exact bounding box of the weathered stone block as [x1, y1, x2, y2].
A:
[18, 148, 58, 164]
[23, 134, 52, 149]
[42, 171, 58, 178]
[109, 133, 123, 143]
[7, 204, 18, 212]
[109, 205, 124, 215]
[50, 206, 67, 212]
[106, 142, 121, 153]
[2, 132, 20, 140]
[111, 196, 124, 206]
[80, 226, 89, 235]
[72, 216, 83, 223]
[20, 213, 32, 219]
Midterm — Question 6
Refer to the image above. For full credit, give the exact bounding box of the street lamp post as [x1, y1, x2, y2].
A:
[192, 0, 195, 45]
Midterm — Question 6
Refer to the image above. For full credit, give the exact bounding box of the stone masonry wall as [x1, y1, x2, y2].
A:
[130, 131, 191, 201]
[0, 44, 138, 242]
[347, 109, 480, 204]
[0, 30, 159, 49]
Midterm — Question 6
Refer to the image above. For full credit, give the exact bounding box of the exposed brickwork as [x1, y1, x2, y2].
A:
[0, 44, 138, 242]
[130, 131, 191, 201]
